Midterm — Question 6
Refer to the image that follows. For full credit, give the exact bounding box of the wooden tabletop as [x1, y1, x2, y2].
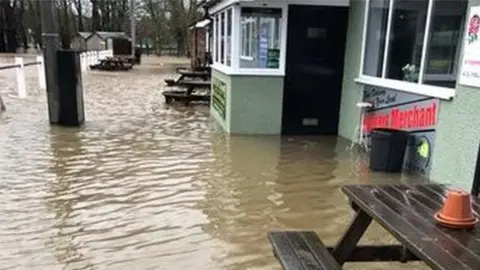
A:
[177, 80, 211, 87]
[178, 70, 209, 76]
[343, 184, 480, 270]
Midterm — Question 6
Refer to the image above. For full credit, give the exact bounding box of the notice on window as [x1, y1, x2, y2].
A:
[267, 49, 280, 68]
[258, 21, 270, 68]
[459, 6, 480, 87]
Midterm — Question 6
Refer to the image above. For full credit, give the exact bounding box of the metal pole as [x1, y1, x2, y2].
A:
[130, 0, 136, 58]
[40, 0, 60, 124]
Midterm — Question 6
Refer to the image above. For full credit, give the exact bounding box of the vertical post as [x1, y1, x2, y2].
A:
[130, 0, 136, 58]
[0, 94, 5, 111]
[40, 0, 61, 124]
[81, 53, 87, 71]
[15, 57, 26, 98]
[36, 56, 46, 90]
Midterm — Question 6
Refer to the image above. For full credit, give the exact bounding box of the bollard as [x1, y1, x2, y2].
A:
[36, 56, 46, 90]
[57, 50, 84, 126]
[15, 57, 26, 98]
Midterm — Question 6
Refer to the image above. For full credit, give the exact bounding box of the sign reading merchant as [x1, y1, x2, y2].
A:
[363, 86, 440, 177]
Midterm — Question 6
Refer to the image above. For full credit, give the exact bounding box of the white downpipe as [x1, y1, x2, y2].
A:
[15, 57, 26, 98]
[36, 56, 46, 90]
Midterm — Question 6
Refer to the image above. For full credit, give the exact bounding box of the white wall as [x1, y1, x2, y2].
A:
[87, 35, 106, 51]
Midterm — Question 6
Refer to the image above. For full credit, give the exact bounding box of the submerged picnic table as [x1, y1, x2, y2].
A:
[90, 57, 133, 71]
[162, 79, 211, 105]
[164, 69, 210, 86]
[269, 184, 480, 270]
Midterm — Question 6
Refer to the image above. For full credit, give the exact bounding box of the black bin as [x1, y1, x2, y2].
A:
[369, 128, 410, 172]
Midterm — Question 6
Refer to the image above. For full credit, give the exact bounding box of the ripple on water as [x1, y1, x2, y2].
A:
[0, 56, 429, 270]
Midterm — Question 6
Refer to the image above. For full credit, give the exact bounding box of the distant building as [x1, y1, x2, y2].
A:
[188, 18, 211, 68]
[86, 32, 131, 51]
[70, 32, 92, 51]
[70, 31, 131, 52]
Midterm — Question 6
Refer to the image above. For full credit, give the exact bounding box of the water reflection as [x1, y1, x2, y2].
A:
[46, 126, 93, 269]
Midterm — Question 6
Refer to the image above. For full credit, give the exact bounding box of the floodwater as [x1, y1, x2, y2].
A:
[0, 56, 429, 270]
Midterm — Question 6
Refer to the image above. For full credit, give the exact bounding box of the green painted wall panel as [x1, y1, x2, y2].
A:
[229, 76, 284, 135]
[210, 70, 284, 135]
[211, 69, 232, 132]
[338, 0, 365, 140]
[430, 0, 480, 190]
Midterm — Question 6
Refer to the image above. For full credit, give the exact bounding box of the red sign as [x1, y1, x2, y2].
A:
[364, 101, 437, 133]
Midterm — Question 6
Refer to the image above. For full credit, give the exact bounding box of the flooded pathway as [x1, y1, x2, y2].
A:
[0, 56, 428, 269]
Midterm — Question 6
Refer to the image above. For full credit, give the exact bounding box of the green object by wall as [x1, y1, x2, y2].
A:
[212, 78, 227, 120]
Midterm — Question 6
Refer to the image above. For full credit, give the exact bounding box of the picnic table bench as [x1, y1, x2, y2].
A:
[269, 184, 480, 270]
[90, 57, 133, 71]
[162, 80, 211, 105]
[164, 69, 210, 86]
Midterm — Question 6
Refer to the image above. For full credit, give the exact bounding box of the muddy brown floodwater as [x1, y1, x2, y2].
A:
[0, 56, 430, 270]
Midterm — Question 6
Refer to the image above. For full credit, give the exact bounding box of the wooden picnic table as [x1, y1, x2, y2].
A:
[269, 184, 480, 270]
[165, 70, 210, 86]
[162, 80, 211, 105]
[336, 184, 480, 269]
[90, 57, 132, 71]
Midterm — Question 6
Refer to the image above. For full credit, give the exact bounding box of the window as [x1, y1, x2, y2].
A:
[241, 19, 255, 59]
[239, 7, 282, 69]
[213, 8, 233, 67]
[220, 12, 225, 64]
[226, 9, 232, 66]
[361, 0, 467, 89]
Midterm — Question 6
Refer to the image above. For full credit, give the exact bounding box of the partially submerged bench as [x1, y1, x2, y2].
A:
[162, 90, 210, 105]
[164, 70, 210, 86]
[268, 231, 342, 270]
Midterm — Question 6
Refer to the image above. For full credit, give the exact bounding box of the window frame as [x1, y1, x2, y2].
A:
[240, 18, 255, 60]
[210, 2, 287, 76]
[357, 0, 465, 100]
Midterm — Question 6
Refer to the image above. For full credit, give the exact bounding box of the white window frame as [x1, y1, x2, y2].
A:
[210, 2, 288, 76]
[213, 8, 232, 68]
[240, 18, 255, 61]
[357, 0, 465, 100]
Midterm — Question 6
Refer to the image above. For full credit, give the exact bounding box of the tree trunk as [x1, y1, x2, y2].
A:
[0, 4, 6, 52]
[18, 0, 28, 51]
[91, 0, 100, 31]
[3, 0, 18, 53]
[74, 0, 84, 31]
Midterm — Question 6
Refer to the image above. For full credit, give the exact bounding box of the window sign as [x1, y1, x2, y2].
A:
[459, 6, 480, 87]
[258, 19, 270, 68]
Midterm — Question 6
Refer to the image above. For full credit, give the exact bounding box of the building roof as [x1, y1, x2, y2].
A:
[78, 32, 92, 39]
[94, 31, 130, 40]
[189, 18, 211, 29]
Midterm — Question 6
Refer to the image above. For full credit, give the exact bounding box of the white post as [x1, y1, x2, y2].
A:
[15, 57, 26, 98]
[80, 53, 86, 71]
[36, 56, 46, 90]
[88, 51, 93, 65]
